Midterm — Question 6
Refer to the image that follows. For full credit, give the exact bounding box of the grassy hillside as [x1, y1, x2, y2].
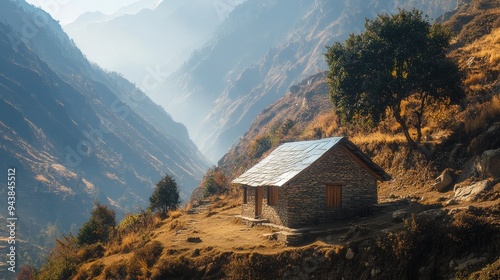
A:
[30, 0, 500, 279]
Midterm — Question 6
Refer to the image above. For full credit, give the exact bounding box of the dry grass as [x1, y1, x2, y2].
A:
[169, 219, 186, 231]
[465, 72, 488, 85]
[106, 232, 141, 255]
[465, 94, 500, 133]
[168, 210, 183, 219]
[303, 112, 339, 138]
[351, 131, 406, 144]
[459, 28, 500, 70]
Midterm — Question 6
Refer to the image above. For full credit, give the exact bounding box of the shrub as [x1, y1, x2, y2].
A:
[74, 262, 104, 280]
[150, 256, 192, 280]
[103, 261, 127, 279]
[134, 240, 164, 268]
[77, 202, 116, 246]
[37, 235, 80, 280]
[77, 242, 105, 262]
[119, 210, 156, 234]
[202, 168, 229, 198]
[169, 210, 182, 219]
[248, 135, 272, 158]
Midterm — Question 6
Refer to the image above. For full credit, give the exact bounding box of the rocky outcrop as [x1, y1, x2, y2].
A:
[468, 122, 500, 155]
[454, 180, 493, 202]
[433, 169, 456, 192]
[456, 149, 500, 185]
[392, 209, 409, 222]
[478, 148, 500, 179]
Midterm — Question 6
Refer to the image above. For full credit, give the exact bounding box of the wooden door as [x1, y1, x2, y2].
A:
[255, 186, 262, 217]
[326, 185, 342, 209]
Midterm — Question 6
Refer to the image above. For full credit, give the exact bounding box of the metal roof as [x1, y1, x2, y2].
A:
[232, 137, 391, 187]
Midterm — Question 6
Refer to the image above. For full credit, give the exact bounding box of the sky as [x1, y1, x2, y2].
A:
[25, 0, 143, 25]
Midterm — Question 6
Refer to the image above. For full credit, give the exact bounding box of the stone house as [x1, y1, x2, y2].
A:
[232, 137, 391, 228]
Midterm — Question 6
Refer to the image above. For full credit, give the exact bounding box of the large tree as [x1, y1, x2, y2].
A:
[325, 9, 463, 152]
[149, 174, 180, 216]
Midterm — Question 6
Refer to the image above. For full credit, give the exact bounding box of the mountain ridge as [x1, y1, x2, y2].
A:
[0, 0, 210, 267]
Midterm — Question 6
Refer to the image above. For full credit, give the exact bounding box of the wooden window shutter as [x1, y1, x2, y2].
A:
[326, 185, 342, 209]
[267, 186, 279, 206]
[243, 186, 247, 204]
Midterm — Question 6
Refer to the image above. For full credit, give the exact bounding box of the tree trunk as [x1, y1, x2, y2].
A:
[415, 93, 428, 144]
[393, 103, 419, 150]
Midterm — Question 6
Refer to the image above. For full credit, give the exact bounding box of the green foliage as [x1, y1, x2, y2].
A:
[119, 209, 155, 234]
[76, 202, 116, 246]
[325, 9, 464, 150]
[248, 119, 296, 159]
[203, 174, 218, 198]
[202, 167, 229, 198]
[149, 174, 180, 216]
[249, 135, 272, 158]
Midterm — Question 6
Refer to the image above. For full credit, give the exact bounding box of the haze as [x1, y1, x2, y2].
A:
[25, 0, 149, 24]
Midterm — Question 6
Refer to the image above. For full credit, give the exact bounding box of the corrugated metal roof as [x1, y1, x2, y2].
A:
[232, 137, 344, 187]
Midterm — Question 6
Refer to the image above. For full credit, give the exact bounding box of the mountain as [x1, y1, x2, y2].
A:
[156, 0, 461, 162]
[64, 0, 162, 34]
[28, 0, 500, 278]
[0, 0, 210, 266]
[64, 0, 236, 85]
[216, 0, 500, 185]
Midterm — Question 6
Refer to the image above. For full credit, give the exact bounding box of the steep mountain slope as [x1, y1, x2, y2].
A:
[0, 0, 210, 265]
[217, 0, 500, 188]
[64, 0, 232, 85]
[158, 0, 460, 162]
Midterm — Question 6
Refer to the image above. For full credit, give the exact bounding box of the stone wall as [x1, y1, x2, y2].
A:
[285, 146, 378, 227]
[241, 186, 287, 224]
[240, 145, 379, 228]
[261, 186, 287, 225]
[241, 186, 255, 218]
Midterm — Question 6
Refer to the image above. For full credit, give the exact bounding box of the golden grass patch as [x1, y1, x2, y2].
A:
[168, 210, 182, 219]
[462, 28, 500, 70]
[465, 94, 500, 133]
[351, 131, 406, 144]
[169, 219, 186, 231]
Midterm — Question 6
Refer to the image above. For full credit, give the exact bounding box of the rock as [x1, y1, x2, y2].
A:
[444, 198, 458, 206]
[468, 122, 500, 155]
[392, 209, 408, 222]
[371, 268, 381, 277]
[478, 149, 500, 179]
[187, 237, 202, 243]
[345, 248, 355, 260]
[459, 156, 480, 182]
[418, 209, 444, 220]
[454, 180, 492, 202]
[433, 169, 455, 192]
[449, 143, 466, 164]
[456, 257, 487, 271]
[191, 248, 200, 257]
